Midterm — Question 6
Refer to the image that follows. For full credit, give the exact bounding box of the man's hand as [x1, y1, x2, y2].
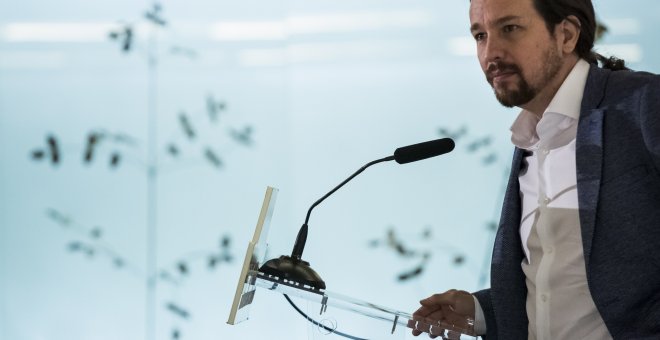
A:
[410, 289, 476, 337]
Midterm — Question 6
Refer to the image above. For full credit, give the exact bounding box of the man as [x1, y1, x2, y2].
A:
[412, 0, 660, 339]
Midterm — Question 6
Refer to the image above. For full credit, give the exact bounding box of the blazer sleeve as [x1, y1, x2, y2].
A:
[640, 74, 660, 172]
[474, 288, 498, 339]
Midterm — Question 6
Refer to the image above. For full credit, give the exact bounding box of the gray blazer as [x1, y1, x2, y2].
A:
[474, 64, 660, 339]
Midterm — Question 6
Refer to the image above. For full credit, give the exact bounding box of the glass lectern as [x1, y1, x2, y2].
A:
[228, 187, 478, 340]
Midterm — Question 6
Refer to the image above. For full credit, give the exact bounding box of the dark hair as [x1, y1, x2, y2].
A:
[531, 0, 627, 70]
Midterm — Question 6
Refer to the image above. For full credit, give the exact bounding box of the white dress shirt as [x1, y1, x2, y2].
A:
[473, 60, 611, 339]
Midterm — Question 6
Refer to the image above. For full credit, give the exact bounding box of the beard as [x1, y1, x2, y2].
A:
[486, 46, 562, 108]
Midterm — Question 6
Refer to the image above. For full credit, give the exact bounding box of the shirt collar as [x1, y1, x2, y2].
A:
[510, 59, 590, 149]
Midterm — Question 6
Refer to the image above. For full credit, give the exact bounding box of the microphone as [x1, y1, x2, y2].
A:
[394, 138, 455, 164]
[259, 138, 455, 291]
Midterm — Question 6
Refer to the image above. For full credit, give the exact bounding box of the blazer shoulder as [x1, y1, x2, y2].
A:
[605, 68, 660, 92]
[584, 66, 660, 110]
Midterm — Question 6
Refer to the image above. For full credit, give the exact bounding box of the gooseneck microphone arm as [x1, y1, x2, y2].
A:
[259, 137, 454, 291]
[290, 155, 395, 260]
[304, 155, 396, 226]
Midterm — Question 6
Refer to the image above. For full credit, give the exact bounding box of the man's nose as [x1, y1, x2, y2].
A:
[482, 36, 504, 64]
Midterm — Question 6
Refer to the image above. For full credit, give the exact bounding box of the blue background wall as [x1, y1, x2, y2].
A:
[1, 0, 658, 339]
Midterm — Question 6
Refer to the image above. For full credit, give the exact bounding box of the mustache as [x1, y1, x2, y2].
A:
[486, 61, 521, 83]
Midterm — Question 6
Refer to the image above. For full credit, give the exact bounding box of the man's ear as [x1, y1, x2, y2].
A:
[558, 15, 581, 55]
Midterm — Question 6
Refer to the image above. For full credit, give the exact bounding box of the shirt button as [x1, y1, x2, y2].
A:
[542, 196, 550, 205]
[541, 294, 548, 302]
[546, 247, 554, 254]
[541, 148, 550, 155]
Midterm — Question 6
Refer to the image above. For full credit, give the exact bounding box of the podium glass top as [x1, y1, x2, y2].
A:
[227, 187, 477, 339]
[252, 271, 476, 340]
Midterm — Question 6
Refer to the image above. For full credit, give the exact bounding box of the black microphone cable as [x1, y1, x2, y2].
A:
[284, 294, 368, 340]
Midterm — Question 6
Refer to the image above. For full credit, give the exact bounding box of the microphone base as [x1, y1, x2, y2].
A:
[259, 255, 326, 291]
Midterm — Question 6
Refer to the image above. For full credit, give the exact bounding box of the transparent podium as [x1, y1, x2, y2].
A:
[228, 187, 478, 340]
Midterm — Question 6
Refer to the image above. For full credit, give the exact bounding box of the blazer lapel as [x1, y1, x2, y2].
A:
[492, 147, 530, 339]
[493, 147, 525, 265]
[576, 65, 609, 267]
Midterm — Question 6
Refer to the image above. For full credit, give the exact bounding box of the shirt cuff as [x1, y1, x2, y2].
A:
[473, 295, 487, 335]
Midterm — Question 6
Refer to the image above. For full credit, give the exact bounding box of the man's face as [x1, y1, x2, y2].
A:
[469, 0, 563, 108]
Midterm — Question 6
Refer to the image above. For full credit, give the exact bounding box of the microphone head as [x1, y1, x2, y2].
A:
[393, 138, 455, 164]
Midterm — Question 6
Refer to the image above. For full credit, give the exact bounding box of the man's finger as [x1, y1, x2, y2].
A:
[419, 290, 459, 308]
[410, 315, 445, 337]
[412, 305, 438, 318]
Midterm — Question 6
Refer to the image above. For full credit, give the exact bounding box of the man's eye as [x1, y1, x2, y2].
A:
[503, 25, 520, 33]
[474, 32, 486, 42]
